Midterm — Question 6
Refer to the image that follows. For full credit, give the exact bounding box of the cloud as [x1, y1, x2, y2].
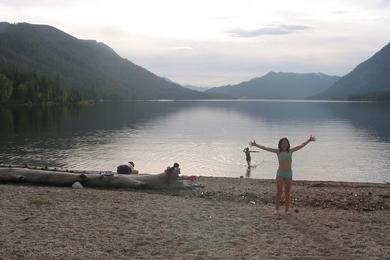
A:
[225, 24, 311, 38]
[170, 46, 193, 51]
[210, 16, 240, 20]
[330, 10, 350, 14]
[0, 0, 72, 8]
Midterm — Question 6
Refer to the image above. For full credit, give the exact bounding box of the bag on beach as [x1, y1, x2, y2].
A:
[117, 165, 132, 175]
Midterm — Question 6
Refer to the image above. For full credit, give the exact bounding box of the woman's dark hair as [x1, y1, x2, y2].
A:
[278, 138, 290, 152]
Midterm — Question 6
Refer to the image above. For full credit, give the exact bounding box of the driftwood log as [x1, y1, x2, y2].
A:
[0, 166, 185, 189]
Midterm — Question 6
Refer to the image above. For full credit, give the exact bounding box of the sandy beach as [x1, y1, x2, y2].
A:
[1, 177, 390, 259]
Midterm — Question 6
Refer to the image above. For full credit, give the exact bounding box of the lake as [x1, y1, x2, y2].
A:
[1, 100, 390, 183]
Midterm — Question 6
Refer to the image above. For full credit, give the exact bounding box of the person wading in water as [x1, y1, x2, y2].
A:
[243, 147, 258, 167]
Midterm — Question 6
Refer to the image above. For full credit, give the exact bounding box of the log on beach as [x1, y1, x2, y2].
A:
[0, 167, 184, 189]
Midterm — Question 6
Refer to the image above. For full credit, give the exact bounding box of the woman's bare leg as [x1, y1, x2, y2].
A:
[284, 178, 293, 212]
[275, 177, 284, 213]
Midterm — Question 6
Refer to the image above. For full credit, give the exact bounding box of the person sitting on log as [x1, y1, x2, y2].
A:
[165, 163, 180, 184]
[117, 161, 139, 175]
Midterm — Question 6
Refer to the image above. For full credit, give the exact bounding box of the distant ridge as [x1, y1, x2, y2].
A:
[182, 85, 211, 92]
[206, 72, 340, 99]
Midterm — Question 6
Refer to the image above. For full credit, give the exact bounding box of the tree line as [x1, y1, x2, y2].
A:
[0, 69, 82, 104]
[349, 91, 390, 101]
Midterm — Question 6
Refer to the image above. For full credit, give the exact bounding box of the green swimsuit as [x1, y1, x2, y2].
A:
[277, 151, 293, 179]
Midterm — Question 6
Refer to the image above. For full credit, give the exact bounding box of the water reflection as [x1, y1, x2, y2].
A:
[324, 102, 390, 141]
[0, 100, 390, 183]
[245, 165, 257, 178]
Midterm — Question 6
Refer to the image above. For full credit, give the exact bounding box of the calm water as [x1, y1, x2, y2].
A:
[1, 100, 390, 183]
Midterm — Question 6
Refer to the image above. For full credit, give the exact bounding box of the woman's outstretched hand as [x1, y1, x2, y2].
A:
[309, 135, 316, 142]
[249, 140, 257, 147]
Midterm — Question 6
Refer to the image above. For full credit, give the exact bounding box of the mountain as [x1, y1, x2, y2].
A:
[182, 85, 211, 92]
[315, 43, 390, 99]
[0, 22, 212, 100]
[206, 72, 340, 99]
[160, 78, 211, 92]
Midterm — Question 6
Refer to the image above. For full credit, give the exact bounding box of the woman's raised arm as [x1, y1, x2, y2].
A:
[250, 140, 278, 153]
[290, 135, 316, 152]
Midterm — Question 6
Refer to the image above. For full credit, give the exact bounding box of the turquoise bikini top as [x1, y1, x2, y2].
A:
[278, 151, 292, 161]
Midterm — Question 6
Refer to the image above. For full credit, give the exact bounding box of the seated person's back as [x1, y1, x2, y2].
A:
[117, 161, 139, 175]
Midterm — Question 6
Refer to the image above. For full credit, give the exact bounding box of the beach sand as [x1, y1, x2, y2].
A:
[1, 177, 390, 259]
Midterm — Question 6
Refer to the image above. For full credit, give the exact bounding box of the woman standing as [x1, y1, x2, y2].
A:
[250, 136, 315, 214]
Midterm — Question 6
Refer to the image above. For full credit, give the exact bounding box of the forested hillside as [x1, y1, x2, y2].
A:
[0, 22, 212, 100]
[0, 69, 81, 104]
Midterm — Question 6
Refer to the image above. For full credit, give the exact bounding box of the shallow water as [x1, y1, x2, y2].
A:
[1, 100, 390, 183]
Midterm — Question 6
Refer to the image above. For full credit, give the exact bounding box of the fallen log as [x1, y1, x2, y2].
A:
[0, 166, 186, 189]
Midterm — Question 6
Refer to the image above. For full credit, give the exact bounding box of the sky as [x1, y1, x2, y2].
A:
[1, 0, 390, 87]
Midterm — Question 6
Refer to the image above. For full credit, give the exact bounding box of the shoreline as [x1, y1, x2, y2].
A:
[205, 176, 390, 185]
[1, 177, 389, 259]
[1, 165, 388, 185]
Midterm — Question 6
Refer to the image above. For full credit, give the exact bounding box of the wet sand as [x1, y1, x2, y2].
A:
[1, 177, 390, 259]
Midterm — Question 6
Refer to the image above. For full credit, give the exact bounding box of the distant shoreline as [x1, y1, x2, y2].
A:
[2, 98, 378, 106]
[109, 98, 379, 103]
[0, 99, 96, 107]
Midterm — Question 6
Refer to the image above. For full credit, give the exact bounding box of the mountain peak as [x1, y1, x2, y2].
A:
[0, 22, 12, 33]
[207, 72, 339, 99]
[316, 42, 390, 99]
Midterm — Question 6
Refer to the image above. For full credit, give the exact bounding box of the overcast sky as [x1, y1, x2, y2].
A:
[1, 0, 390, 86]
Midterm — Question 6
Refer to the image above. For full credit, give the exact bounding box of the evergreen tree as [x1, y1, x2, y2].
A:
[0, 73, 13, 102]
[0, 70, 81, 104]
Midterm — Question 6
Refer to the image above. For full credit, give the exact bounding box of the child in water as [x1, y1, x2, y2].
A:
[243, 147, 258, 167]
[250, 136, 316, 214]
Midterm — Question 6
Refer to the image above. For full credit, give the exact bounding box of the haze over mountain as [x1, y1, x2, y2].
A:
[315, 42, 390, 100]
[206, 72, 340, 99]
[0, 22, 213, 100]
[182, 85, 211, 92]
